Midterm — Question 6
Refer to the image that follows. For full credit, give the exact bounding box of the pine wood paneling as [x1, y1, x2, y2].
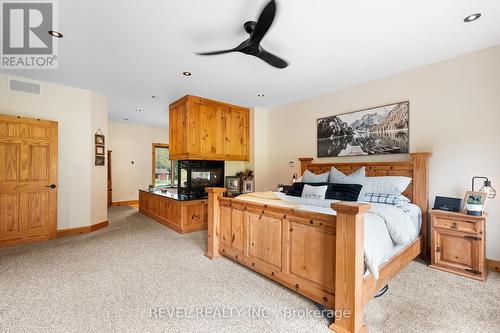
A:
[289, 222, 336, 292]
[248, 211, 282, 270]
[169, 95, 249, 161]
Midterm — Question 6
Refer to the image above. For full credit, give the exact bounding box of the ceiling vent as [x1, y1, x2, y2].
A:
[8, 78, 41, 95]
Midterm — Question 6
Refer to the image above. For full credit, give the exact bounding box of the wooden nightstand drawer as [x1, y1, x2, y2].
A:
[433, 217, 478, 234]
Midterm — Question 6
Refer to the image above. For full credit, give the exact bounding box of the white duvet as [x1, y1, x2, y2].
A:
[239, 193, 420, 279]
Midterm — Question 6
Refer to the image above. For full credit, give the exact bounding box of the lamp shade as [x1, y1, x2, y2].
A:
[480, 180, 496, 199]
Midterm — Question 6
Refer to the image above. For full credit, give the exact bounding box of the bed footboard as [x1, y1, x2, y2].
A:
[205, 188, 371, 333]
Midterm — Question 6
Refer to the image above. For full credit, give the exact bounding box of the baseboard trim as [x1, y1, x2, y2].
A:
[57, 221, 109, 238]
[487, 259, 500, 272]
[111, 200, 139, 207]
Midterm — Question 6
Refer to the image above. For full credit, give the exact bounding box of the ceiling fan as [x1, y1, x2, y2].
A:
[196, 0, 288, 69]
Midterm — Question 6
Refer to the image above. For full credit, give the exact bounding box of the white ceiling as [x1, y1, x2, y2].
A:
[2, 0, 500, 127]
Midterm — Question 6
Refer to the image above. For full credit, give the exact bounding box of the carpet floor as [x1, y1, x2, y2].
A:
[0, 206, 499, 332]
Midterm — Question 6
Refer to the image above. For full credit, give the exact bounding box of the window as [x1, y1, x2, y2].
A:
[152, 143, 177, 187]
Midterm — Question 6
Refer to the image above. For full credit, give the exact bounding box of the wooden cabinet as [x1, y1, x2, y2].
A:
[169, 95, 249, 161]
[138, 190, 207, 234]
[430, 210, 487, 281]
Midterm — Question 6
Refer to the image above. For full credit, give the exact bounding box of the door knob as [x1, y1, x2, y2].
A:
[45, 184, 57, 189]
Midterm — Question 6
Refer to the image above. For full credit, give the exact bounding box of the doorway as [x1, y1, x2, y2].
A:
[0, 114, 58, 247]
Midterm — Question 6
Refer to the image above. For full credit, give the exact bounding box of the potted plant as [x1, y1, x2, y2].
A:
[466, 195, 483, 216]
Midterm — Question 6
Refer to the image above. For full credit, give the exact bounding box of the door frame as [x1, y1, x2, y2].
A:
[0, 114, 58, 244]
[107, 150, 112, 207]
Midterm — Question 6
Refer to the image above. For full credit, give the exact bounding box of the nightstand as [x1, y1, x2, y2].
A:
[429, 210, 487, 281]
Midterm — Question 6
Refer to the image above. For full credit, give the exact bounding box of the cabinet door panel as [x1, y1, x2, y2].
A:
[222, 108, 248, 158]
[288, 223, 335, 291]
[220, 206, 232, 247]
[434, 230, 480, 272]
[231, 208, 245, 253]
[248, 212, 282, 269]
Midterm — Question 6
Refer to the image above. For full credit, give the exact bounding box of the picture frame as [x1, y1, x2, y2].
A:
[225, 176, 241, 196]
[95, 134, 105, 145]
[317, 101, 409, 157]
[461, 191, 488, 215]
[95, 145, 105, 156]
[95, 155, 105, 166]
[241, 179, 254, 194]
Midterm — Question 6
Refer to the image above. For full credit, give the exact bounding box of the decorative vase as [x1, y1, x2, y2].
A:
[466, 203, 483, 216]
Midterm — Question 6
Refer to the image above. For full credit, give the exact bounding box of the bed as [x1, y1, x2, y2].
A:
[205, 152, 431, 333]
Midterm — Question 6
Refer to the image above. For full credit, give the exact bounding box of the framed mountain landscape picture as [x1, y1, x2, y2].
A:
[317, 101, 409, 157]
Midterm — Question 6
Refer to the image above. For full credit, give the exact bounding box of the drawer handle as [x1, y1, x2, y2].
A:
[451, 222, 458, 229]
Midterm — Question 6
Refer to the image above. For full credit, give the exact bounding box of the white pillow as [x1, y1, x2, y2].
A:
[302, 170, 329, 183]
[301, 184, 328, 200]
[363, 176, 412, 194]
[329, 166, 366, 185]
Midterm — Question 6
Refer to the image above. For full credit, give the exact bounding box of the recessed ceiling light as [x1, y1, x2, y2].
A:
[152, 95, 158, 99]
[182, 71, 192, 77]
[48, 30, 63, 38]
[123, 118, 129, 121]
[134, 108, 142, 112]
[257, 94, 265, 97]
[464, 13, 481, 23]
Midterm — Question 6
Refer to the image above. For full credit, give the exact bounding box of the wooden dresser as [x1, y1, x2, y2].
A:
[430, 210, 487, 281]
[169, 95, 250, 161]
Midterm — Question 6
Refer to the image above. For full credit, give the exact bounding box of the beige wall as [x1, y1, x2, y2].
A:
[108, 122, 168, 202]
[266, 45, 500, 260]
[0, 74, 108, 229]
[90, 93, 108, 224]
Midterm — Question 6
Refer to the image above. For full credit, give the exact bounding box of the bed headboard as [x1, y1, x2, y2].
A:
[299, 153, 431, 239]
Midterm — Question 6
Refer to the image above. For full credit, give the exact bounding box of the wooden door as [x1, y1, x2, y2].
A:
[0, 115, 58, 247]
[433, 229, 482, 274]
[107, 150, 112, 207]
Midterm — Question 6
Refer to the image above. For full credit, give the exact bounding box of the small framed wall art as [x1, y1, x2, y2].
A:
[95, 134, 105, 145]
[95, 145, 105, 156]
[95, 155, 105, 166]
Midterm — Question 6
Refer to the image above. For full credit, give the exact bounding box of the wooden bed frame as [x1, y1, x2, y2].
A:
[205, 152, 431, 333]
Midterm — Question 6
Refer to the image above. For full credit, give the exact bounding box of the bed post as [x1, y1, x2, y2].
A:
[299, 157, 313, 175]
[205, 187, 226, 259]
[330, 202, 371, 333]
[410, 152, 431, 257]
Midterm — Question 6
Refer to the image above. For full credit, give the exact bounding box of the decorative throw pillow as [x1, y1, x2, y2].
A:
[363, 176, 412, 194]
[287, 182, 328, 197]
[363, 193, 411, 205]
[329, 167, 365, 185]
[301, 184, 328, 200]
[329, 166, 366, 197]
[326, 183, 363, 202]
[302, 170, 330, 183]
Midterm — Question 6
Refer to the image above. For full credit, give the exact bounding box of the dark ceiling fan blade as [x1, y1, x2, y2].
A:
[250, 0, 276, 44]
[196, 49, 238, 56]
[256, 48, 288, 68]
